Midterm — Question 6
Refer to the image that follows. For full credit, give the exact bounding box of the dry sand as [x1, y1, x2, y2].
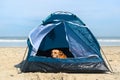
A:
[0, 46, 120, 80]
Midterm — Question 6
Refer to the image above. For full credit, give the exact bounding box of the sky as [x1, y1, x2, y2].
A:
[0, 0, 120, 38]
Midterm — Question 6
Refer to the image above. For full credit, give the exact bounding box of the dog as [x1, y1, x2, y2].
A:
[51, 49, 67, 59]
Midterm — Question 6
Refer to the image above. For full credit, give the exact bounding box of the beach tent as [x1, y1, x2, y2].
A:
[21, 11, 109, 72]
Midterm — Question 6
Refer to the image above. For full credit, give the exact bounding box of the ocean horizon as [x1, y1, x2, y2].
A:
[0, 37, 120, 47]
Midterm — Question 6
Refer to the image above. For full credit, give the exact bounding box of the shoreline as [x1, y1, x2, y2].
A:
[0, 37, 120, 47]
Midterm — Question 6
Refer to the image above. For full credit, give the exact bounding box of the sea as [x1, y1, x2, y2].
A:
[0, 37, 120, 47]
[0, 37, 27, 47]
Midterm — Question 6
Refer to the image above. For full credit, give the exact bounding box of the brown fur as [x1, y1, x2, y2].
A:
[51, 49, 67, 59]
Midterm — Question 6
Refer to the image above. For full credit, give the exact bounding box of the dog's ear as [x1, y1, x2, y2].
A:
[59, 53, 63, 56]
[59, 51, 64, 55]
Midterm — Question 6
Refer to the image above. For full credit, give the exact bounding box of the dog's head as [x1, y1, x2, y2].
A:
[51, 49, 67, 59]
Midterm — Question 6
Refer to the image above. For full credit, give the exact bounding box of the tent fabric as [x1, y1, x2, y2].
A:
[64, 22, 100, 58]
[22, 59, 108, 73]
[29, 21, 101, 58]
[29, 22, 61, 52]
[21, 11, 109, 73]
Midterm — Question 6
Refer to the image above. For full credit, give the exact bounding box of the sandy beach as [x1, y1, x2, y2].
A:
[0, 46, 120, 80]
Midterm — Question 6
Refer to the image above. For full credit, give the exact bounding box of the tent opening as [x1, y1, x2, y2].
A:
[36, 48, 74, 58]
[36, 24, 74, 58]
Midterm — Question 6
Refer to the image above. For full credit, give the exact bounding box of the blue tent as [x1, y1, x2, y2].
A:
[21, 11, 109, 72]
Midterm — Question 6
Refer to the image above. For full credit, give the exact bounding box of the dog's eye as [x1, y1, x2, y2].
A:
[53, 52, 57, 54]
